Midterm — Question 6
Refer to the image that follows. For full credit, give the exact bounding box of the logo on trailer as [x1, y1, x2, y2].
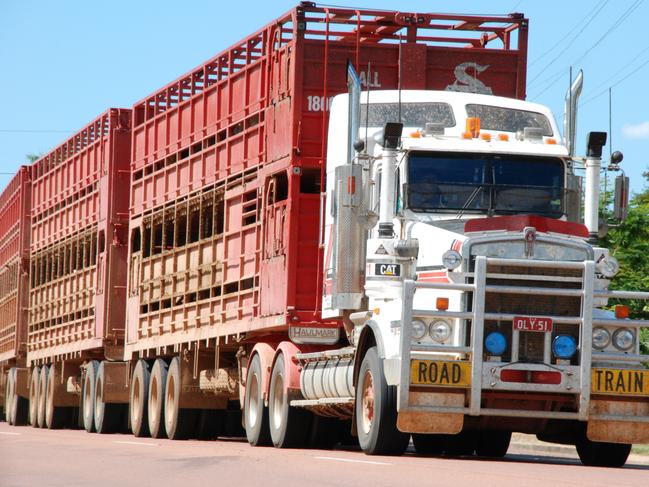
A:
[445, 62, 493, 95]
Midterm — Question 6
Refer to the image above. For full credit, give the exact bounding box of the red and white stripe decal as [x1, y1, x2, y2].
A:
[451, 239, 462, 252]
[416, 270, 449, 283]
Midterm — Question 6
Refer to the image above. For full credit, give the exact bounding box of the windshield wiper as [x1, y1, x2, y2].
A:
[455, 184, 484, 219]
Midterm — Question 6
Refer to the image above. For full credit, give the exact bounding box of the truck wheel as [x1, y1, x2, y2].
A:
[46, 365, 73, 429]
[268, 354, 311, 448]
[148, 359, 168, 438]
[355, 347, 409, 455]
[37, 365, 49, 428]
[412, 434, 445, 456]
[244, 353, 271, 446]
[83, 361, 99, 432]
[5, 368, 17, 425]
[164, 357, 198, 440]
[576, 438, 631, 467]
[130, 359, 151, 437]
[29, 367, 40, 426]
[475, 431, 511, 458]
[94, 361, 124, 434]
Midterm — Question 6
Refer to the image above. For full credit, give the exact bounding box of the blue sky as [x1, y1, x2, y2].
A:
[1, 0, 647, 195]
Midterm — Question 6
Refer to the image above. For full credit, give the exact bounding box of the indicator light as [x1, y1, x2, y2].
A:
[485, 331, 507, 355]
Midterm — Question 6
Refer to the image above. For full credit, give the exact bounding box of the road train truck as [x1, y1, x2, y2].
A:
[1, 3, 647, 468]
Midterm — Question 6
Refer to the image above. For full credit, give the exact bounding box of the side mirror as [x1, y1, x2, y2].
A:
[613, 174, 629, 221]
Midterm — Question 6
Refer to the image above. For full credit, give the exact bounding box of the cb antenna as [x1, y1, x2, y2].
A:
[398, 34, 402, 123]
[364, 62, 371, 151]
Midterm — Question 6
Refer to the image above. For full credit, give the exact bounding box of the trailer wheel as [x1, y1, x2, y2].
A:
[130, 360, 151, 437]
[244, 353, 271, 446]
[355, 347, 409, 455]
[5, 368, 16, 425]
[164, 357, 197, 440]
[37, 365, 49, 428]
[148, 359, 168, 439]
[29, 367, 40, 426]
[268, 354, 311, 448]
[94, 361, 125, 434]
[46, 365, 73, 429]
[7, 368, 27, 426]
[412, 434, 445, 456]
[576, 438, 631, 467]
[475, 431, 511, 458]
[83, 360, 99, 432]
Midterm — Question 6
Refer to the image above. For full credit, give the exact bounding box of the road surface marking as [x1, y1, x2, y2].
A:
[114, 441, 157, 446]
[0, 431, 21, 436]
[315, 456, 391, 466]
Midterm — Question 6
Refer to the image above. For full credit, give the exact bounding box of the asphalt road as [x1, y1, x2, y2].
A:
[1, 422, 647, 487]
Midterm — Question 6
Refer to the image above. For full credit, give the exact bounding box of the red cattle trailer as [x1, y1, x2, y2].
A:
[118, 4, 529, 441]
[0, 167, 31, 425]
[27, 108, 132, 431]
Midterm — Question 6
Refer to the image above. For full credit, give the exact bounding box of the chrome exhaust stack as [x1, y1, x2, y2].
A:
[563, 70, 583, 157]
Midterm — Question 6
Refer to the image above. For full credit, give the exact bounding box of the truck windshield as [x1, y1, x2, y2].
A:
[406, 152, 565, 217]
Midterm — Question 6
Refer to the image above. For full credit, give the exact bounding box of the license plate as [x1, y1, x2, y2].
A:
[591, 368, 649, 397]
[513, 315, 553, 333]
[410, 360, 471, 387]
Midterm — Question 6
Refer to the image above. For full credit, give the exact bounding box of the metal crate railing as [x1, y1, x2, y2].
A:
[398, 255, 649, 422]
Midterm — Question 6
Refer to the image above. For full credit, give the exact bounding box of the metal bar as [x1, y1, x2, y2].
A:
[398, 280, 415, 411]
[485, 285, 583, 297]
[592, 318, 649, 328]
[412, 310, 473, 320]
[485, 257, 586, 270]
[592, 352, 649, 363]
[578, 261, 594, 421]
[511, 329, 520, 362]
[413, 282, 475, 292]
[469, 256, 487, 416]
[543, 332, 552, 364]
[410, 345, 471, 354]
[595, 290, 649, 300]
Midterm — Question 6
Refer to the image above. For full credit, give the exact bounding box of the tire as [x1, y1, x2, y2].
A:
[83, 360, 99, 432]
[244, 353, 271, 446]
[412, 434, 445, 456]
[268, 354, 312, 448]
[46, 364, 74, 429]
[130, 359, 151, 437]
[164, 357, 198, 440]
[7, 368, 28, 426]
[37, 365, 49, 428]
[475, 431, 511, 458]
[94, 361, 125, 434]
[148, 359, 168, 439]
[5, 369, 14, 425]
[444, 430, 477, 456]
[355, 347, 409, 455]
[29, 367, 40, 426]
[576, 438, 631, 468]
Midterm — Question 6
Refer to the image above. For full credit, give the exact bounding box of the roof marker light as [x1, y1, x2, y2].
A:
[497, 133, 509, 141]
[461, 131, 472, 139]
[480, 133, 492, 142]
[410, 131, 421, 138]
[465, 117, 480, 138]
[545, 138, 557, 144]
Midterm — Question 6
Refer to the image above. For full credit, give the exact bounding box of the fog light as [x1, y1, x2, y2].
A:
[411, 319, 427, 340]
[430, 320, 451, 342]
[592, 327, 611, 350]
[485, 331, 507, 355]
[612, 328, 635, 351]
[552, 335, 577, 359]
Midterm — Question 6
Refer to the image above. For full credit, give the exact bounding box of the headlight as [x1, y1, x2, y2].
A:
[596, 256, 620, 278]
[612, 328, 635, 351]
[411, 319, 427, 340]
[485, 331, 507, 355]
[552, 335, 577, 359]
[442, 250, 462, 270]
[429, 320, 451, 342]
[592, 327, 611, 350]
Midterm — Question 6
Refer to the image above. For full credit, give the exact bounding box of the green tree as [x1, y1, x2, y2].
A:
[25, 153, 41, 163]
[600, 168, 649, 354]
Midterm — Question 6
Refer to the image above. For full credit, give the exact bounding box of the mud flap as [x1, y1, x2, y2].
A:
[587, 399, 649, 444]
[397, 391, 464, 434]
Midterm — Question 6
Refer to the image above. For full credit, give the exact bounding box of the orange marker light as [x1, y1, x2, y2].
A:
[545, 138, 557, 145]
[465, 117, 480, 138]
[480, 133, 492, 142]
[461, 131, 472, 139]
[615, 305, 630, 319]
[373, 307, 381, 316]
[410, 131, 421, 138]
[497, 133, 509, 141]
[436, 297, 449, 311]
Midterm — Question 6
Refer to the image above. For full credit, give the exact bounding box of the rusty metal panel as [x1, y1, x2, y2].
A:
[0, 167, 31, 365]
[27, 109, 131, 364]
[588, 399, 649, 444]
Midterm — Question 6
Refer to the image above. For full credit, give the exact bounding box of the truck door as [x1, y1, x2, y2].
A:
[260, 172, 288, 316]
